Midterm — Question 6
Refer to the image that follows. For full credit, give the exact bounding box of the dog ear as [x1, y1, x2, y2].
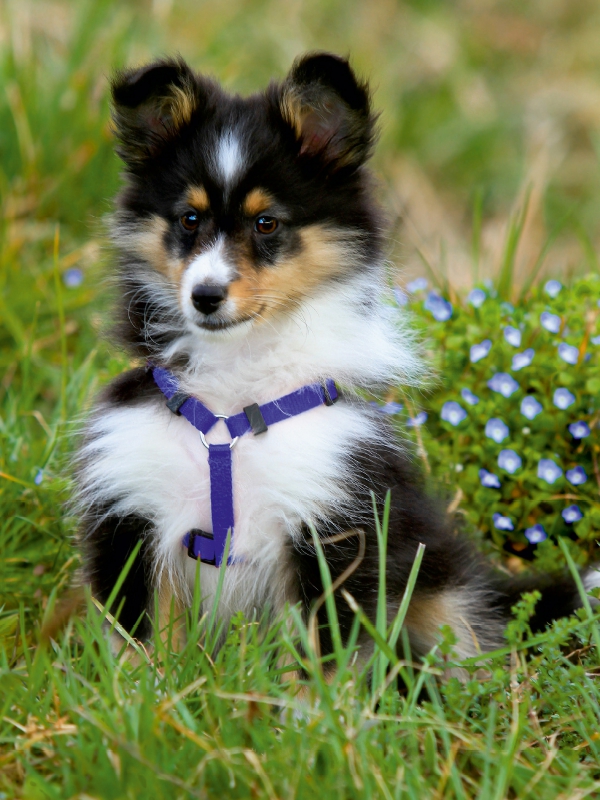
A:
[279, 52, 376, 169]
[111, 58, 199, 165]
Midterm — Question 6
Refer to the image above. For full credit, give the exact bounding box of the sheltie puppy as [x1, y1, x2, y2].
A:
[76, 52, 590, 668]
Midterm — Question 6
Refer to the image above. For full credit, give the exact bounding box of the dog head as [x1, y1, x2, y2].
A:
[110, 53, 382, 356]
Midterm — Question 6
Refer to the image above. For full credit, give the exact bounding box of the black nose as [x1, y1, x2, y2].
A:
[191, 284, 228, 316]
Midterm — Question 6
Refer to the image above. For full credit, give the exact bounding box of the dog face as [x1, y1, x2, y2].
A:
[110, 53, 381, 352]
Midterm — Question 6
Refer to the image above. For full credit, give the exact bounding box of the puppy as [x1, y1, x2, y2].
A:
[76, 52, 586, 667]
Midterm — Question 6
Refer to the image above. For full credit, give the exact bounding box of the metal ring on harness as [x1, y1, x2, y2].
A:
[199, 430, 238, 450]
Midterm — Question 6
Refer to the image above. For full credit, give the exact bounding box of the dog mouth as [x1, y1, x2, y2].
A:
[195, 304, 267, 332]
[195, 313, 257, 332]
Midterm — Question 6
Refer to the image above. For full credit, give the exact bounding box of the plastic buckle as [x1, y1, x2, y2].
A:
[323, 381, 338, 407]
[166, 391, 190, 416]
[243, 402, 268, 435]
[187, 528, 215, 564]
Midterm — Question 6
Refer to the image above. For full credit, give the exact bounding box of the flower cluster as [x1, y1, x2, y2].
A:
[396, 273, 599, 568]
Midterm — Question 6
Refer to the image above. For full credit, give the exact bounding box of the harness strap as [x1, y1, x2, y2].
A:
[207, 443, 235, 565]
[225, 379, 338, 437]
[151, 366, 339, 567]
[153, 367, 218, 434]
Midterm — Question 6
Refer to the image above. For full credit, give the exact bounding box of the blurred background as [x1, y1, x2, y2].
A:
[2, 0, 600, 293]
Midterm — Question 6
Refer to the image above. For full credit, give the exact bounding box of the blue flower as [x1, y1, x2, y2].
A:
[461, 388, 479, 406]
[558, 343, 579, 365]
[498, 449, 522, 473]
[568, 420, 591, 439]
[34, 469, 44, 486]
[544, 280, 562, 298]
[425, 292, 453, 321]
[541, 311, 561, 333]
[406, 277, 428, 293]
[470, 339, 492, 363]
[485, 418, 509, 443]
[479, 469, 501, 488]
[488, 373, 519, 397]
[493, 513, 514, 531]
[468, 288, 486, 308]
[553, 388, 575, 410]
[407, 411, 428, 427]
[562, 505, 583, 524]
[520, 396, 543, 420]
[525, 524, 547, 544]
[591, 335, 600, 345]
[501, 302, 515, 315]
[63, 268, 84, 288]
[566, 466, 587, 485]
[504, 326, 522, 347]
[537, 458, 563, 484]
[441, 401, 467, 426]
[393, 287, 409, 307]
[512, 348, 534, 371]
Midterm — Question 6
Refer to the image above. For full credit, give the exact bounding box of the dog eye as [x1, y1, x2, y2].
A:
[180, 212, 199, 232]
[254, 216, 278, 235]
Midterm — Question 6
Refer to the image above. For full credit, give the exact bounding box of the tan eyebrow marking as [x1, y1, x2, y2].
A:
[186, 186, 210, 212]
[242, 188, 274, 217]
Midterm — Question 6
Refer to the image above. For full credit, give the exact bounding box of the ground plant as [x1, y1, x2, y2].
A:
[1, 1, 600, 797]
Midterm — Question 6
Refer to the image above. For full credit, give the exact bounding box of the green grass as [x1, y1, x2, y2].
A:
[2, 1, 600, 796]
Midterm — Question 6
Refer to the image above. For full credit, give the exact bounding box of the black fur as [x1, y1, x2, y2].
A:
[80, 504, 153, 640]
[98, 366, 162, 407]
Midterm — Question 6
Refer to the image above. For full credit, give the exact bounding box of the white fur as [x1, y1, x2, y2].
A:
[180, 237, 236, 323]
[169, 272, 423, 403]
[583, 567, 600, 606]
[79, 272, 423, 624]
[214, 130, 244, 186]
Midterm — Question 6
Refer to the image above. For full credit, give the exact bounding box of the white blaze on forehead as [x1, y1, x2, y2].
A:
[181, 238, 233, 304]
[215, 129, 244, 185]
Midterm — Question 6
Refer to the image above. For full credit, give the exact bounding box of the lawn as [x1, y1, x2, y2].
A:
[1, 1, 600, 797]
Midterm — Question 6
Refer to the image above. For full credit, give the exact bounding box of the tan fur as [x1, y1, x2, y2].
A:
[115, 215, 171, 276]
[155, 574, 187, 652]
[116, 215, 189, 283]
[164, 83, 196, 130]
[279, 86, 361, 166]
[242, 188, 274, 217]
[280, 88, 305, 138]
[227, 224, 356, 322]
[186, 186, 210, 212]
[403, 589, 503, 660]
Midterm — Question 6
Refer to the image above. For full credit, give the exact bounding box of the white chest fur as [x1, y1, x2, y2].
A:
[80, 276, 422, 619]
[82, 393, 378, 613]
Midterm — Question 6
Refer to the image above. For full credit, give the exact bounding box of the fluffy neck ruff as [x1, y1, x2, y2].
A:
[157, 272, 423, 414]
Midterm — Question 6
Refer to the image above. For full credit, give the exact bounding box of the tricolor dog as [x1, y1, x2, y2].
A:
[76, 53, 589, 669]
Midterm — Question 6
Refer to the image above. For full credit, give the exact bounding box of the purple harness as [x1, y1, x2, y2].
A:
[152, 366, 339, 567]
